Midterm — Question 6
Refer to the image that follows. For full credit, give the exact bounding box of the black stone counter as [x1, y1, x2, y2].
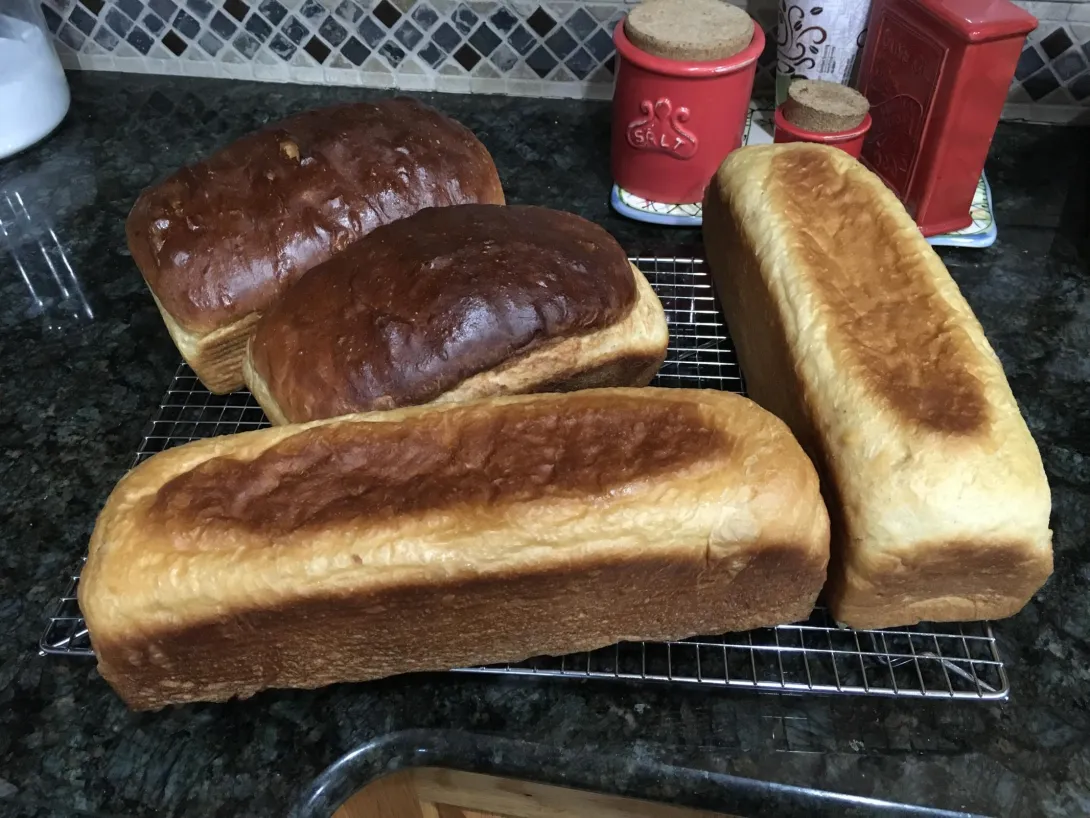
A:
[0, 72, 1086, 818]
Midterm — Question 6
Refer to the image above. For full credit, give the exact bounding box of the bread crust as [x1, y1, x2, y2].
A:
[127, 98, 505, 393]
[703, 143, 1053, 629]
[243, 261, 669, 424]
[79, 388, 829, 709]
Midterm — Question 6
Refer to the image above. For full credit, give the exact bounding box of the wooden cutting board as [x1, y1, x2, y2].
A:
[334, 767, 738, 818]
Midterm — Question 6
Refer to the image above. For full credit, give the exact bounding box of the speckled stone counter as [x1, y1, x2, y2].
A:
[1, 73, 1087, 818]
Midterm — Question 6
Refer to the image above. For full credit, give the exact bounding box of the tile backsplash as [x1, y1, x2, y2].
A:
[37, 0, 1090, 122]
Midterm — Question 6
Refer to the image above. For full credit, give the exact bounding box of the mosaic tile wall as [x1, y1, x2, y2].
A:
[33, 0, 1090, 121]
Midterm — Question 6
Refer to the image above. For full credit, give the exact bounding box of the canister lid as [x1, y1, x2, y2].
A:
[910, 0, 1037, 43]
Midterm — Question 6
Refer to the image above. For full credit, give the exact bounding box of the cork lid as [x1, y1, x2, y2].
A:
[782, 80, 871, 133]
[624, 0, 755, 62]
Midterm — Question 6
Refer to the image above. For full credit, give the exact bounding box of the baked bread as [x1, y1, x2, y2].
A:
[126, 98, 505, 394]
[243, 204, 669, 424]
[79, 388, 830, 710]
[703, 143, 1053, 629]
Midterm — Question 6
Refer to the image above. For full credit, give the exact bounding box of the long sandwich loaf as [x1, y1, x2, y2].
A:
[126, 98, 505, 394]
[79, 388, 830, 710]
[244, 204, 669, 424]
[703, 143, 1053, 629]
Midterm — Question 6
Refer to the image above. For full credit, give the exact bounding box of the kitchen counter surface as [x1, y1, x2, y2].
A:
[0, 72, 1087, 818]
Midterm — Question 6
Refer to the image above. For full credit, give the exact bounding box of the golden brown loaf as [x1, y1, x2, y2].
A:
[703, 143, 1053, 629]
[79, 388, 830, 710]
[244, 204, 669, 424]
[126, 98, 505, 394]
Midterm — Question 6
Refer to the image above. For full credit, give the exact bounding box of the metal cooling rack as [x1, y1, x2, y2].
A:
[40, 256, 1009, 700]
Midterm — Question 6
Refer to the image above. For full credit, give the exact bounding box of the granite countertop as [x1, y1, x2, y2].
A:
[1, 72, 1087, 818]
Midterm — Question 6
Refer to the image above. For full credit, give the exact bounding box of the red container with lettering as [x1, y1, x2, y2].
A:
[855, 0, 1036, 236]
[611, 19, 765, 205]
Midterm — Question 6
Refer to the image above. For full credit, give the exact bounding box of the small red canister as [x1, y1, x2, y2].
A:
[773, 107, 873, 159]
[611, 20, 765, 205]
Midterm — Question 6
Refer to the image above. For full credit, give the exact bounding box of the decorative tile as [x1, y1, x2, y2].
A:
[223, 0, 247, 20]
[1023, 66, 1060, 100]
[66, 5, 94, 33]
[527, 7, 554, 36]
[432, 20, 461, 51]
[198, 29, 223, 54]
[394, 19, 424, 49]
[58, 22, 87, 49]
[319, 15, 348, 46]
[341, 34, 370, 64]
[1040, 26, 1073, 58]
[468, 22, 500, 55]
[526, 43, 555, 77]
[507, 21, 534, 54]
[1052, 47, 1087, 81]
[281, 15, 308, 44]
[419, 40, 443, 66]
[257, 0, 286, 25]
[42, 4, 65, 32]
[128, 25, 155, 51]
[209, 10, 237, 37]
[304, 34, 330, 62]
[371, 39, 400, 67]
[411, 3, 438, 30]
[1069, 71, 1090, 101]
[35, 0, 1090, 117]
[186, 0, 215, 20]
[105, 7, 133, 37]
[161, 28, 187, 53]
[173, 8, 200, 36]
[373, 0, 401, 28]
[233, 30, 259, 56]
[545, 25, 576, 58]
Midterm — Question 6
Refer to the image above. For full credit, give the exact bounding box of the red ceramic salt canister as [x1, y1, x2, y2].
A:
[611, 19, 765, 205]
[854, 0, 1036, 236]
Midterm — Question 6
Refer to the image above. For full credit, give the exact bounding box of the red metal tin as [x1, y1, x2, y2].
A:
[855, 0, 1036, 236]
[773, 106, 872, 158]
[610, 19, 765, 205]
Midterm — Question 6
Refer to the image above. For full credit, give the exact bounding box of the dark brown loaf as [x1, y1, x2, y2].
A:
[126, 98, 505, 392]
[78, 388, 831, 710]
[245, 204, 669, 424]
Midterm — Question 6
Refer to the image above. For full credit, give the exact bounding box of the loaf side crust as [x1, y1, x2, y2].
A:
[152, 293, 259, 394]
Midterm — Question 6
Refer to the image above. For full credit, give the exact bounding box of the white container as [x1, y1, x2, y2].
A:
[0, 2, 71, 160]
[774, 0, 871, 106]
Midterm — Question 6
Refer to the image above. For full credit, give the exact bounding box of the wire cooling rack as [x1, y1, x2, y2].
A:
[40, 256, 1009, 700]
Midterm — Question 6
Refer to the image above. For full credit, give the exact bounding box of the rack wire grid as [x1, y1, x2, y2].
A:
[40, 256, 1009, 700]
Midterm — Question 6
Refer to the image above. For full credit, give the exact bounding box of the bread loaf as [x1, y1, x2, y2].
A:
[703, 143, 1053, 629]
[79, 388, 830, 710]
[243, 204, 669, 424]
[126, 98, 505, 394]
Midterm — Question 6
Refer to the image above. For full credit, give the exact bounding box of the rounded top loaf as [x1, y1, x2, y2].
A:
[126, 98, 505, 334]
